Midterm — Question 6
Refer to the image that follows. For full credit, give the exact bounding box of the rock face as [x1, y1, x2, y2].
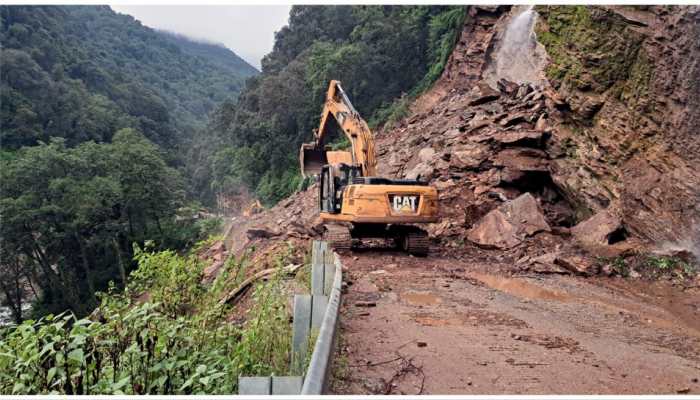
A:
[467, 193, 551, 249]
[535, 5, 700, 246]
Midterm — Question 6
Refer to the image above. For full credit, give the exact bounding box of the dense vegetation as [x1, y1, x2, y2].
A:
[193, 5, 467, 206]
[1, 5, 257, 152]
[0, 5, 257, 319]
[1, 4, 466, 325]
[0, 129, 215, 320]
[0, 241, 293, 394]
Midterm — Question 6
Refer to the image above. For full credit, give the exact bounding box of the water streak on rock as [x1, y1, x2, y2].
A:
[486, 5, 547, 87]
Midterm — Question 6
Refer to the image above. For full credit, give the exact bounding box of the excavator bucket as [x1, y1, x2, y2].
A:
[301, 143, 354, 177]
[300, 143, 327, 177]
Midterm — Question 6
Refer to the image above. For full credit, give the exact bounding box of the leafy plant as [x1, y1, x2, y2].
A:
[0, 241, 296, 394]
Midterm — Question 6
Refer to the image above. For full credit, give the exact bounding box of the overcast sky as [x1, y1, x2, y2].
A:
[110, 5, 291, 69]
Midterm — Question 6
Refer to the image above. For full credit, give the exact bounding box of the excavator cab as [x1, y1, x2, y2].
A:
[319, 163, 362, 213]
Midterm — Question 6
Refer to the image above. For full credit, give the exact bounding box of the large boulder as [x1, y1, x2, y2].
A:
[405, 162, 435, 181]
[468, 82, 501, 106]
[493, 148, 549, 172]
[450, 143, 490, 170]
[467, 193, 551, 249]
[571, 209, 625, 246]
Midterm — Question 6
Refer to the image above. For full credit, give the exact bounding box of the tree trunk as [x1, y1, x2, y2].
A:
[75, 233, 97, 305]
[112, 236, 127, 287]
[0, 264, 24, 323]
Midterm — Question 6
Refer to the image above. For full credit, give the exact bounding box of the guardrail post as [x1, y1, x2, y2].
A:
[238, 376, 271, 394]
[311, 295, 328, 329]
[271, 376, 303, 395]
[291, 294, 312, 374]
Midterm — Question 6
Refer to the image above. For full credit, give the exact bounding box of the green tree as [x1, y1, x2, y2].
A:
[0, 130, 187, 317]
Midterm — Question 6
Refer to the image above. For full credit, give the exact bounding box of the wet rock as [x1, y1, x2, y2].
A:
[246, 228, 281, 240]
[450, 143, 490, 170]
[467, 193, 551, 249]
[527, 253, 571, 274]
[571, 209, 625, 246]
[554, 252, 600, 276]
[493, 148, 549, 172]
[468, 82, 501, 106]
[405, 162, 435, 181]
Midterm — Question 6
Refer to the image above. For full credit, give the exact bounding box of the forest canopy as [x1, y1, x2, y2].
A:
[0, 5, 257, 152]
[0, 5, 467, 319]
[0, 5, 257, 318]
[192, 5, 467, 206]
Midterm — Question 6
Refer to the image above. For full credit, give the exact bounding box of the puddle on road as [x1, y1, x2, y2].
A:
[471, 273, 571, 302]
[402, 291, 442, 306]
[596, 279, 700, 336]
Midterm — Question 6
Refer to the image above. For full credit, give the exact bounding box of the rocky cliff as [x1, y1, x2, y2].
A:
[535, 5, 700, 248]
[380, 5, 700, 258]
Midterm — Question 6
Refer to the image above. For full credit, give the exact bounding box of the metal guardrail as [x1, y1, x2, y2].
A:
[238, 240, 342, 395]
[301, 249, 342, 394]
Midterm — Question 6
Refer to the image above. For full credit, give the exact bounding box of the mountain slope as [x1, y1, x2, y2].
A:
[224, 5, 700, 274]
[197, 5, 467, 207]
[0, 5, 257, 150]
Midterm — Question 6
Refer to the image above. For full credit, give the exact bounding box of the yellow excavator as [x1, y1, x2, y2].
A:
[300, 80, 439, 255]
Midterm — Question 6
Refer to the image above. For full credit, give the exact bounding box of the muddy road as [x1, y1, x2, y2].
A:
[331, 248, 700, 395]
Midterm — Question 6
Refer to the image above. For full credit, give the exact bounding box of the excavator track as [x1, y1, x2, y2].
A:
[325, 225, 352, 251]
[402, 230, 429, 256]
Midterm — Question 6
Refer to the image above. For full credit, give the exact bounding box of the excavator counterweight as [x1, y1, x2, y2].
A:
[300, 80, 440, 255]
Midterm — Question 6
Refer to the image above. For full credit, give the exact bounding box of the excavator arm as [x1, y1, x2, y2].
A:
[300, 80, 378, 177]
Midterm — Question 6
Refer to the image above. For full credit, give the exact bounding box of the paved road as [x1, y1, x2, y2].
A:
[331, 249, 700, 395]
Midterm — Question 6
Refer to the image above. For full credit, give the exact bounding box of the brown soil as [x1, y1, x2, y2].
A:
[331, 247, 700, 395]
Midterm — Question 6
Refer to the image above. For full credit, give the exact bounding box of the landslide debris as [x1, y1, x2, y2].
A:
[216, 5, 699, 284]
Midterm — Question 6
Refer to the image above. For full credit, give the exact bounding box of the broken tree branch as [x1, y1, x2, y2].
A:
[218, 263, 302, 306]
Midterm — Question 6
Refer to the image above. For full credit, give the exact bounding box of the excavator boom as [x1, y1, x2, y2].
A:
[300, 80, 377, 177]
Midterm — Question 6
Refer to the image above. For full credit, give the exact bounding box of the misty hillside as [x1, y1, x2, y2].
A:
[1, 5, 257, 151]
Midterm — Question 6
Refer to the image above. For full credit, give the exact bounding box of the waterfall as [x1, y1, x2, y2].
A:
[485, 5, 547, 87]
